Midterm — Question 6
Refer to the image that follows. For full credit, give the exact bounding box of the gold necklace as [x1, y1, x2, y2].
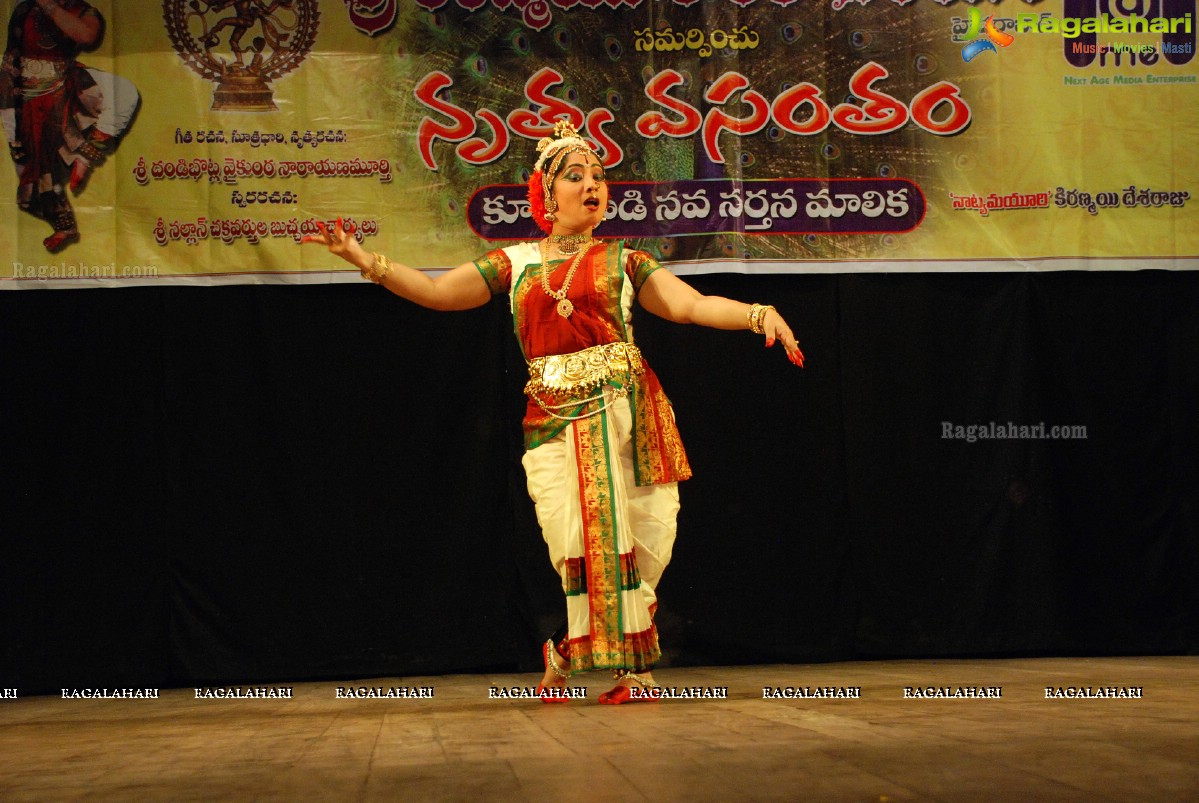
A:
[551, 233, 592, 256]
[539, 239, 590, 318]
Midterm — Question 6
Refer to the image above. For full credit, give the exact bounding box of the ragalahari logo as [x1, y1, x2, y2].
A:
[961, 8, 1016, 61]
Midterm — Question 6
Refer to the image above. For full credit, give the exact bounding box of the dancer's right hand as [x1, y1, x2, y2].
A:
[301, 216, 368, 268]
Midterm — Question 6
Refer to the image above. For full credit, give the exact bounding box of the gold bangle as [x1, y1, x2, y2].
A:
[760, 304, 776, 334]
[748, 303, 763, 334]
[747, 303, 776, 335]
[362, 252, 391, 284]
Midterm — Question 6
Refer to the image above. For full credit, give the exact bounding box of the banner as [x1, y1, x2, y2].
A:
[1, 0, 1195, 288]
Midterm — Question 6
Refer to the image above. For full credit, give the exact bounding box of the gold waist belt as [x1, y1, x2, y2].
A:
[525, 342, 645, 401]
[19, 59, 68, 97]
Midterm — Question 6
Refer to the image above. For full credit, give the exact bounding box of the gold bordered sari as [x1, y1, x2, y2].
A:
[475, 241, 691, 672]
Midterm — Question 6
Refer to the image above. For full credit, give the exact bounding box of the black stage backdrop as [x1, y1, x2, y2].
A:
[2, 271, 1197, 693]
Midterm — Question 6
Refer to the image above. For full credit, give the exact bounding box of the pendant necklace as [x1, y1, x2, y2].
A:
[539, 238, 591, 318]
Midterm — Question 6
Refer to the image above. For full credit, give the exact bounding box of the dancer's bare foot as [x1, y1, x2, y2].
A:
[598, 671, 661, 705]
[536, 640, 570, 702]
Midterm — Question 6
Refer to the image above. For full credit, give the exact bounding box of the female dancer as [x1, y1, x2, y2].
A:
[304, 121, 803, 703]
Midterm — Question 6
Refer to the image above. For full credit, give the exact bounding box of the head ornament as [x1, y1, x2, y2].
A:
[527, 119, 599, 233]
[533, 120, 594, 175]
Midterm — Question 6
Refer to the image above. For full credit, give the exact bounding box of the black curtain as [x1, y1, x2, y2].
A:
[2, 271, 1196, 693]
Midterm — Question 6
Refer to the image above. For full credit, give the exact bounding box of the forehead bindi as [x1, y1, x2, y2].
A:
[561, 153, 601, 172]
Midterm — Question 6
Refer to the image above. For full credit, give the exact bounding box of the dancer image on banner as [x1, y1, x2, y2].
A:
[0, 0, 140, 253]
[303, 121, 806, 704]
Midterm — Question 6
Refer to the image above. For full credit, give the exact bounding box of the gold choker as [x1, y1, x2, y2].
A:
[551, 233, 593, 257]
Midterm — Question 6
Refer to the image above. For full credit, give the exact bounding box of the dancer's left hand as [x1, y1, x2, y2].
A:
[763, 309, 805, 368]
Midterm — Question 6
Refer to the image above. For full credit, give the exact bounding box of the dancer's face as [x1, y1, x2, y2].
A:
[551, 152, 607, 234]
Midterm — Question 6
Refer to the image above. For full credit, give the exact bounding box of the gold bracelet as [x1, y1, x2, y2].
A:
[361, 252, 391, 284]
[760, 304, 776, 334]
[748, 303, 763, 334]
[747, 303, 776, 335]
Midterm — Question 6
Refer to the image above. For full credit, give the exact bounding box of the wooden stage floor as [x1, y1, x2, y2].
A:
[1, 656, 1196, 801]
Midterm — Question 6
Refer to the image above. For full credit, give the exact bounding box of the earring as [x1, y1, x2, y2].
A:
[545, 212, 556, 221]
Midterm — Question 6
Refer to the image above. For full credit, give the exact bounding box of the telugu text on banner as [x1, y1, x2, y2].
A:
[1, 0, 1195, 288]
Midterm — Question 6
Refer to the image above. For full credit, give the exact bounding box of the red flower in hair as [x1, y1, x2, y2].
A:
[527, 171, 552, 234]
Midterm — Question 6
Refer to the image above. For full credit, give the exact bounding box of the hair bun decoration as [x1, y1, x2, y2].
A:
[532, 118, 594, 175]
[552, 119, 579, 139]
